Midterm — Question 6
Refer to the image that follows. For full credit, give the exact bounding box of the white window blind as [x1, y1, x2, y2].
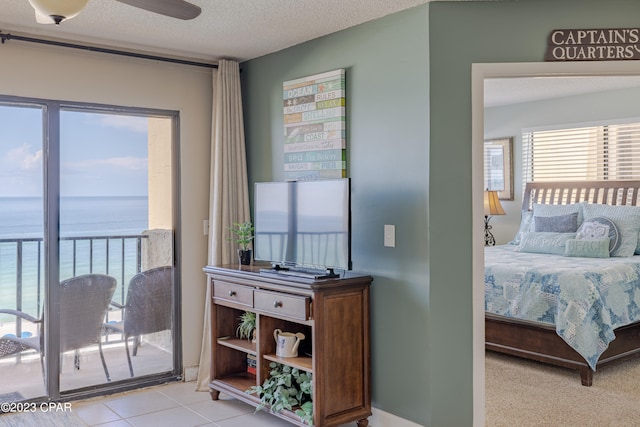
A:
[523, 121, 640, 184]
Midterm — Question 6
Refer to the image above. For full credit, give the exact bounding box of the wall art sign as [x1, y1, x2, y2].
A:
[545, 28, 640, 61]
[484, 137, 513, 200]
[282, 69, 346, 181]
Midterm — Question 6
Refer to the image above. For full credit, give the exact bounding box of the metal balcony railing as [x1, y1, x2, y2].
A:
[0, 234, 148, 339]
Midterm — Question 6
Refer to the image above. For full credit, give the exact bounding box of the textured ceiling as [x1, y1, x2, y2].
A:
[0, 0, 430, 62]
[4, 1, 635, 107]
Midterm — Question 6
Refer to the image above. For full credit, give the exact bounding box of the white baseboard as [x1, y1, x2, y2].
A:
[183, 365, 199, 382]
[370, 407, 424, 427]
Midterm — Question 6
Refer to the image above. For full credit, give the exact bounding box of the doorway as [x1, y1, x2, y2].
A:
[472, 61, 640, 425]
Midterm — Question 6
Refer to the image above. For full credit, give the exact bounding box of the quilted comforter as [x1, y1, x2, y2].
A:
[485, 244, 640, 370]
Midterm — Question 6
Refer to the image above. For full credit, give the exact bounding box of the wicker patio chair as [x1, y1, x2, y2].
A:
[103, 266, 173, 377]
[0, 274, 117, 382]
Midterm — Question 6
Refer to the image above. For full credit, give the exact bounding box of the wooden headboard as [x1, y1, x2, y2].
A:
[522, 180, 640, 211]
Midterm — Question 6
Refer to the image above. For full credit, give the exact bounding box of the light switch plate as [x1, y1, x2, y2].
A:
[384, 224, 395, 247]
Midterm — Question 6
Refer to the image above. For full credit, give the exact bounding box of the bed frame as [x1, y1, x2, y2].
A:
[485, 180, 640, 386]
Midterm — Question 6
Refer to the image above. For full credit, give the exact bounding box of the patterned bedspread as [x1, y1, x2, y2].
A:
[485, 245, 640, 370]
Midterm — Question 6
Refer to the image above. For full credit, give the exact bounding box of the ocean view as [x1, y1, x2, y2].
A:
[0, 196, 149, 321]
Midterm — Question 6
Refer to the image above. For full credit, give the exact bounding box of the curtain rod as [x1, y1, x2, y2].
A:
[0, 31, 218, 69]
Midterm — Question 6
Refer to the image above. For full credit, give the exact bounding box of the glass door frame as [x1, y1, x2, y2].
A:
[2, 94, 182, 401]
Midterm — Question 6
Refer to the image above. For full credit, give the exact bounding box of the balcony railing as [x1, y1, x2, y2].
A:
[0, 234, 148, 338]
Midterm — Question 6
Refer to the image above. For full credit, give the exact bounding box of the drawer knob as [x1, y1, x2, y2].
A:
[273, 300, 283, 308]
[228, 290, 236, 297]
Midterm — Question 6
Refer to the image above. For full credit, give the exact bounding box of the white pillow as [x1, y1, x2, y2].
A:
[508, 211, 533, 245]
[582, 204, 640, 257]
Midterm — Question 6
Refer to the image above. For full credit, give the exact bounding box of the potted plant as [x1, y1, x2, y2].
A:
[228, 221, 254, 265]
[236, 310, 256, 343]
[247, 362, 313, 425]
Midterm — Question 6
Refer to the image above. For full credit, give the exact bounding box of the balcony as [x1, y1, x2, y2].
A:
[0, 233, 174, 402]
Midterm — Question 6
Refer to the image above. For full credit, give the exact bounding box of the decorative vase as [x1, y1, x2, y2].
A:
[238, 249, 252, 265]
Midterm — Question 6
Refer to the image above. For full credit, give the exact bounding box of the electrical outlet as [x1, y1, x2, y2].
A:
[384, 224, 395, 247]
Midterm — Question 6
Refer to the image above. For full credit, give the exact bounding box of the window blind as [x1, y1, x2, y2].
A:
[523, 121, 640, 185]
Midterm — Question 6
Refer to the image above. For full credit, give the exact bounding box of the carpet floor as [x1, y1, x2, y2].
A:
[486, 351, 640, 427]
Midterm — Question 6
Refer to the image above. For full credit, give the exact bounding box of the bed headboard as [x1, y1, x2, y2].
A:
[522, 180, 640, 211]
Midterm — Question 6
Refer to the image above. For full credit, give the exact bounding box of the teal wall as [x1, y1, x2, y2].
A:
[242, 0, 640, 425]
[241, 6, 430, 425]
[429, 0, 640, 426]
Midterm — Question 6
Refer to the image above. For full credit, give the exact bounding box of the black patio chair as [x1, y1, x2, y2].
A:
[0, 274, 117, 381]
[103, 266, 173, 377]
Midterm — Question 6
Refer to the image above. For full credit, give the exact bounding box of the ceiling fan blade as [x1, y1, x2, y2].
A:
[115, 0, 202, 20]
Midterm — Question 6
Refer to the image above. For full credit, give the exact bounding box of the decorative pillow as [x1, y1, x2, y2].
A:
[509, 211, 534, 245]
[532, 202, 585, 226]
[576, 216, 620, 256]
[516, 232, 576, 255]
[564, 238, 610, 258]
[534, 212, 579, 233]
[582, 204, 640, 257]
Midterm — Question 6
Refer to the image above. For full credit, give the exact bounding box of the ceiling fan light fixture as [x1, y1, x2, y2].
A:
[28, 0, 89, 25]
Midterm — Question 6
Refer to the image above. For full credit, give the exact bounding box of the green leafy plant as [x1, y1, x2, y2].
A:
[236, 311, 256, 342]
[247, 362, 313, 425]
[228, 221, 254, 251]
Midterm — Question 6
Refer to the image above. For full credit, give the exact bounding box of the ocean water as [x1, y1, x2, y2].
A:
[0, 196, 148, 321]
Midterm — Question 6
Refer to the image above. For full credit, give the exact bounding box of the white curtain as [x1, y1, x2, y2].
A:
[196, 59, 250, 391]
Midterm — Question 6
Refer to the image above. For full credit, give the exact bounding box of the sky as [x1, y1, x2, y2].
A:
[0, 104, 149, 197]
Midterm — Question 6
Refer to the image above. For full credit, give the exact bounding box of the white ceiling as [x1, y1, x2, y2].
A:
[0, 0, 430, 62]
[4, 1, 640, 107]
[485, 76, 640, 108]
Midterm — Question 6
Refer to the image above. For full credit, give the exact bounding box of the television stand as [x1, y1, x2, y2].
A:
[204, 264, 372, 427]
[260, 264, 341, 280]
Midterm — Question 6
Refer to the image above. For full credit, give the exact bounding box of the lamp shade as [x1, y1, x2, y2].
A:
[28, 0, 88, 24]
[484, 190, 506, 216]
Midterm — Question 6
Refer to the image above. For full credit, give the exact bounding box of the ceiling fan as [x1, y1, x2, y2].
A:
[29, 0, 202, 25]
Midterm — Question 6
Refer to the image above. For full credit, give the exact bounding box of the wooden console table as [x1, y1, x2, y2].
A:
[204, 264, 372, 427]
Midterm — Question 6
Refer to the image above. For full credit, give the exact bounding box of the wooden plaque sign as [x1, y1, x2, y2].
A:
[545, 28, 640, 61]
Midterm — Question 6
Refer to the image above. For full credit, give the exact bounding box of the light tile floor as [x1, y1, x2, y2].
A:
[74, 381, 319, 427]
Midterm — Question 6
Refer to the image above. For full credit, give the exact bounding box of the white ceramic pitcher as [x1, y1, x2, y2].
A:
[273, 329, 305, 358]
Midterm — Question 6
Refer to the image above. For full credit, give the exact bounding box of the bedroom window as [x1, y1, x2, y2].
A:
[523, 120, 640, 184]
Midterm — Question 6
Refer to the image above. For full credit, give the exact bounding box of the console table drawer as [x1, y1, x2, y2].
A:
[254, 290, 310, 320]
[213, 281, 253, 307]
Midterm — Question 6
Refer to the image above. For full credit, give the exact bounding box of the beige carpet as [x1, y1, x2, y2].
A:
[486, 351, 640, 427]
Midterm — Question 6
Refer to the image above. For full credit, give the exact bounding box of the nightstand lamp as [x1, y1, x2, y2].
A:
[484, 189, 505, 246]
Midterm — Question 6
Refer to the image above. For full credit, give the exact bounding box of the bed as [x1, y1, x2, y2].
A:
[485, 180, 640, 386]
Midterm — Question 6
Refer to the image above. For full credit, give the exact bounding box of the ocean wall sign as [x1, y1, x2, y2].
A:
[282, 69, 346, 181]
[545, 28, 640, 61]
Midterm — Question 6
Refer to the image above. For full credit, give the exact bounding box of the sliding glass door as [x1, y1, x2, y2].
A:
[0, 103, 47, 402]
[0, 97, 179, 402]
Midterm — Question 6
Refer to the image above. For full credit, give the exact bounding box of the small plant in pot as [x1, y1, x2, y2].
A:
[228, 221, 254, 265]
[236, 310, 256, 343]
[247, 362, 313, 425]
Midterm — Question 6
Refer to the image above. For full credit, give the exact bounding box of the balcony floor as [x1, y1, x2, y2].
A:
[0, 336, 173, 400]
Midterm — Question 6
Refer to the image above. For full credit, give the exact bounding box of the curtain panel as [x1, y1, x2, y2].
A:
[196, 59, 250, 392]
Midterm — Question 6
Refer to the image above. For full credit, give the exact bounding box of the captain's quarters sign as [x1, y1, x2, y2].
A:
[546, 29, 640, 61]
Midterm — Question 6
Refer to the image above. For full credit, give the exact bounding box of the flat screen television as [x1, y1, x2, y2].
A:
[253, 178, 351, 278]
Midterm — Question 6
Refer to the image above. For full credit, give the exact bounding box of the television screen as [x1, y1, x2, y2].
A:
[253, 178, 351, 272]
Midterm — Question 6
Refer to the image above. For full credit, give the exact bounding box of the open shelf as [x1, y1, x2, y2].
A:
[263, 353, 313, 373]
[217, 337, 257, 355]
[215, 371, 256, 392]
